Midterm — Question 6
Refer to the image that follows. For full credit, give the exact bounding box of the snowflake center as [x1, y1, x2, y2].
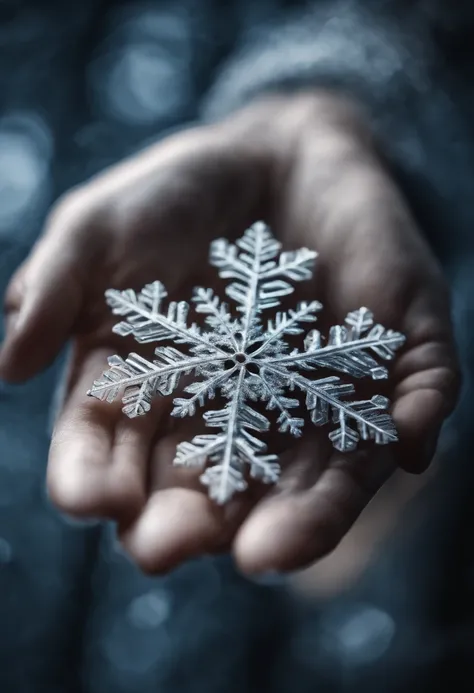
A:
[233, 352, 247, 364]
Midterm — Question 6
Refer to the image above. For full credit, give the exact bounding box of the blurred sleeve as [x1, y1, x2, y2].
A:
[201, 2, 428, 124]
[200, 1, 464, 252]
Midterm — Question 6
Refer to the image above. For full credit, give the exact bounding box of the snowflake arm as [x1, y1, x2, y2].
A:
[192, 287, 239, 350]
[249, 300, 322, 358]
[88, 349, 226, 417]
[173, 367, 279, 503]
[267, 308, 405, 380]
[210, 222, 317, 348]
[106, 281, 226, 355]
[268, 365, 398, 451]
[254, 368, 305, 437]
[171, 364, 238, 417]
[89, 280, 233, 418]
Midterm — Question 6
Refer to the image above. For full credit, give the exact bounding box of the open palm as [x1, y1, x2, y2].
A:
[0, 94, 460, 574]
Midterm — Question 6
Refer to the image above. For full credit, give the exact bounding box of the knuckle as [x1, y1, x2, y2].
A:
[46, 185, 110, 237]
[293, 91, 373, 146]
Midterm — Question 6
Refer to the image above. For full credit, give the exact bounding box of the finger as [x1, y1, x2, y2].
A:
[391, 291, 460, 472]
[0, 194, 100, 382]
[47, 347, 162, 522]
[119, 427, 265, 574]
[234, 440, 395, 575]
[119, 488, 227, 574]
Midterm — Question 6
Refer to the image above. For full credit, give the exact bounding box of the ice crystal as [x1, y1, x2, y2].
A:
[88, 222, 405, 504]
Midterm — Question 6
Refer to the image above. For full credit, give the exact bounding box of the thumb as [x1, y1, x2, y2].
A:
[0, 195, 94, 382]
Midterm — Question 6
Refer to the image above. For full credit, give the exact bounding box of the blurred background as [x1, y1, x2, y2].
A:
[0, 1, 473, 691]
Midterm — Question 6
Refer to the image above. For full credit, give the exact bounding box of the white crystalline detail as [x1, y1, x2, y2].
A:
[88, 221, 405, 504]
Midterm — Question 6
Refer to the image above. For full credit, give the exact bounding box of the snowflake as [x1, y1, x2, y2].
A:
[88, 222, 405, 504]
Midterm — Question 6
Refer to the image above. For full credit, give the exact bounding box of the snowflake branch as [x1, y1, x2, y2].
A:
[295, 372, 394, 438]
[261, 247, 318, 281]
[106, 282, 227, 355]
[171, 365, 238, 417]
[236, 439, 280, 484]
[267, 330, 404, 379]
[211, 223, 289, 348]
[215, 366, 246, 502]
[257, 369, 304, 436]
[193, 287, 239, 350]
[174, 435, 226, 468]
[267, 366, 398, 449]
[88, 354, 225, 405]
[240, 225, 267, 348]
[250, 301, 321, 358]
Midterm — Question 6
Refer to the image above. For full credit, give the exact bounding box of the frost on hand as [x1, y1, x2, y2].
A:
[88, 222, 405, 504]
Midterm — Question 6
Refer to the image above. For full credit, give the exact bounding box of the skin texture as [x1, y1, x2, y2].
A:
[0, 92, 460, 575]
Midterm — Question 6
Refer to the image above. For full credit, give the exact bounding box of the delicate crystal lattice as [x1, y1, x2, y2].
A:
[88, 222, 405, 504]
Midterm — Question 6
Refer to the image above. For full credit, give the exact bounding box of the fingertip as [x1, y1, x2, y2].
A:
[47, 455, 146, 523]
[119, 489, 224, 575]
[46, 460, 98, 518]
[233, 496, 338, 575]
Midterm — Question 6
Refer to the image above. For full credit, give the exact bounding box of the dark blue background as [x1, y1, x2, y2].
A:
[1, 1, 473, 691]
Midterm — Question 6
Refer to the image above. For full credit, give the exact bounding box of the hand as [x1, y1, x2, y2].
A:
[0, 92, 460, 575]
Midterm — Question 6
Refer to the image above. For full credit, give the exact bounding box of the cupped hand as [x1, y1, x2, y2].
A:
[0, 93, 460, 575]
